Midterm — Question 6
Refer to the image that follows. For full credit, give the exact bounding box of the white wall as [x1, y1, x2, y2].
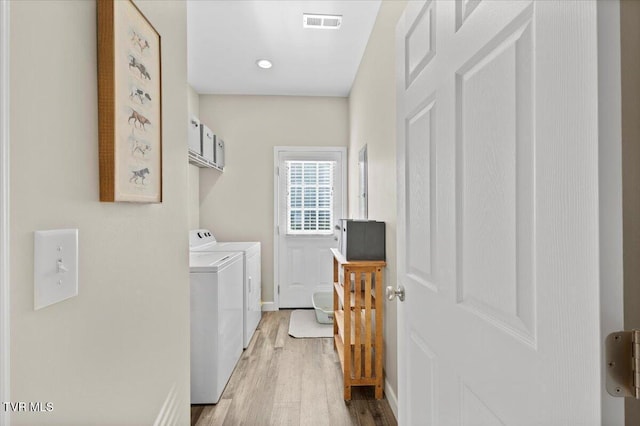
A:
[188, 84, 200, 230]
[198, 95, 348, 304]
[0, 1, 9, 424]
[10, 1, 190, 424]
[347, 0, 407, 408]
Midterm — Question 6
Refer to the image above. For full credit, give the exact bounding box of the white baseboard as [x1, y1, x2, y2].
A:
[385, 380, 398, 421]
[261, 301, 278, 312]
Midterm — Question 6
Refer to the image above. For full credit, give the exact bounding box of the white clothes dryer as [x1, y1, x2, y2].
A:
[190, 229, 262, 349]
[190, 250, 243, 404]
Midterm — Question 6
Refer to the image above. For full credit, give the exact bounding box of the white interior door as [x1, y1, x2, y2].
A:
[395, 1, 623, 424]
[275, 147, 346, 308]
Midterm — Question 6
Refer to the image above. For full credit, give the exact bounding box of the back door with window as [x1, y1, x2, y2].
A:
[275, 147, 346, 308]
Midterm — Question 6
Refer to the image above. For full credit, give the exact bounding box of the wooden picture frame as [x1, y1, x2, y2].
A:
[97, 0, 162, 202]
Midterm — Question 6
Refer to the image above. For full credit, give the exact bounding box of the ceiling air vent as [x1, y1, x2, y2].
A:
[303, 13, 342, 30]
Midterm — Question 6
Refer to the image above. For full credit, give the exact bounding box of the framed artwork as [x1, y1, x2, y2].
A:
[97, 0, 162, 202]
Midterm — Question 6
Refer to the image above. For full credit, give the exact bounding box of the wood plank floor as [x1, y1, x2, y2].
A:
[191, 310, 397, 426]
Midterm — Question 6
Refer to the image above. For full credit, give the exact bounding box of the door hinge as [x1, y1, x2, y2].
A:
[276, 166, 280, 176]
[278, 285, 280, 295]
[605, 329, 640, 399]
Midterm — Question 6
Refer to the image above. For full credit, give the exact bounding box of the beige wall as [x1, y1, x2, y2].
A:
[10, 1, 190, 424]
[188, 84, 200, 117]
[198, 95, 348, 304]
[347, 0, 407, 405]
[621, 1, 640, 423]
[188, 84, 200, 229]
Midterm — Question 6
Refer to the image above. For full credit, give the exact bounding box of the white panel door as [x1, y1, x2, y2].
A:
[396, 1, 623, 425]
[275, 148, 346, 308]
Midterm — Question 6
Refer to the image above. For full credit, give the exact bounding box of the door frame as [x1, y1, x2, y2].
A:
[272, 146, 347, 310]
[597, 1, 625, 423]
[0, 1, 10, 424]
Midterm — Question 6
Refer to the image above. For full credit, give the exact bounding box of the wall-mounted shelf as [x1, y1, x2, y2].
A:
[188, 150, 223, 171]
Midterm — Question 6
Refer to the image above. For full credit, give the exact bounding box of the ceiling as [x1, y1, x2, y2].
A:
[187, 0, 382, 97]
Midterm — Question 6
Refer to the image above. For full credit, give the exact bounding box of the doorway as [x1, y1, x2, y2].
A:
[273, 147, 346, 308]
[358, 145, 368, 219]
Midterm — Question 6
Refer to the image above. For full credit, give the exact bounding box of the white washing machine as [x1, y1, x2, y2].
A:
[190, 250, 243, 404]
[190, 229, 262, 348]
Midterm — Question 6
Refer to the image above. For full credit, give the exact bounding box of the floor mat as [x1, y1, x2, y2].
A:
[288, 309, 333, 338]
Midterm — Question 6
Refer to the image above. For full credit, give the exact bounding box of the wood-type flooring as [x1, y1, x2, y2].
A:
[191, 310, 397, 426]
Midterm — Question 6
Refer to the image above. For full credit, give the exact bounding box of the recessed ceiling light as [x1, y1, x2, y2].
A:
[256, 59, 273, 69]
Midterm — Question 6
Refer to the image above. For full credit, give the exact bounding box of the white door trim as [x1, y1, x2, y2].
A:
[272, 146, 347, 310]
[0, 0, 10, 424]
[597, 1, 624, 423]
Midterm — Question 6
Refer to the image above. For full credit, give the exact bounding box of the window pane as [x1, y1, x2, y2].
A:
[289, 162, 302, 185]
[290, 187, 302, 208]
[304, 187, 317, 209]
[318, 210, 331, 231]
[318, 163, 332, 185]
[318, 187, 331, 208]
[286, 160, 334, 234]
[290, 210, 302, 231]
[304, 163, 318, 185]
[304, 210, 317, 230]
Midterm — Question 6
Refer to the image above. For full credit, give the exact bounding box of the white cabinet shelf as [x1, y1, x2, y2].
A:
[188, 150, 223, 171]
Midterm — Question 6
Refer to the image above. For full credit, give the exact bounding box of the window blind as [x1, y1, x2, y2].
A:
[286, 160, 335, 235]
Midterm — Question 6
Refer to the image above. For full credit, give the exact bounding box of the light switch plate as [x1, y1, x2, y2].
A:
[34, 229, 78, 310]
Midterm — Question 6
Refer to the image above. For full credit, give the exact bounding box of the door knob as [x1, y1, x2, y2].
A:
[386, 285, 405, 302]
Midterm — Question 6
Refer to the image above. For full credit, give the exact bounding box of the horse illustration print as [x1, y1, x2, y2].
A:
[129, 137, 151, 158]
[130, 168, 150, 185]
[129, 86, 151, 104]
[131, 31, 150, 53]
[128, 109, 150, 131]
[128, 55, 151, 80]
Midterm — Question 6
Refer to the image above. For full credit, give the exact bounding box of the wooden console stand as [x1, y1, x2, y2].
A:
[331, 248, 386, 400]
